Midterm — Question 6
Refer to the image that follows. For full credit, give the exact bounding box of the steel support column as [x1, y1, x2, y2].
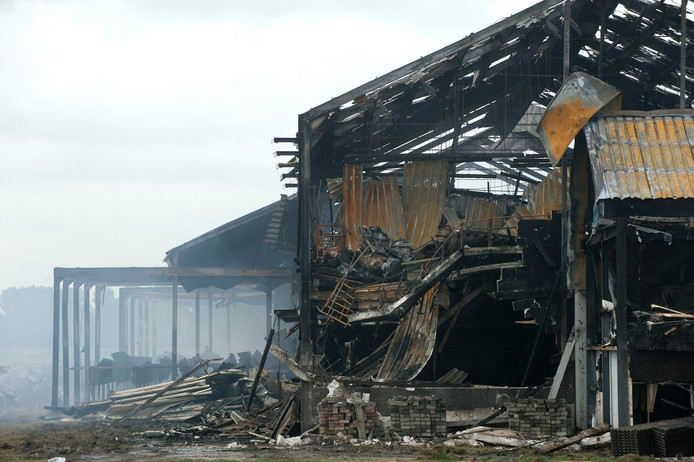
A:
[129, 296, 135, 355]
[172, 277, 178, 379]
[615, 220, 629, 426]
[266, 287, 273, 336]
[144, 300, 150, 357]
[681, 0, 688, 109]
[51, 274, 60, 409]
[118, 289, 128, 352]
[62, 280, 70, 408]
[72, 282, 81, 406]
[95, 285, 101, 365]
[152, 302, 157, 358]
[208, 294, 213, 353]
[298, 114, 314, 432]
[83, 284, 91, 400]
[138, 299, 144, 357]
[195, 289, 200, 356]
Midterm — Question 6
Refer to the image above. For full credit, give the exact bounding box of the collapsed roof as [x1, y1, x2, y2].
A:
[281, 0, 694, 192]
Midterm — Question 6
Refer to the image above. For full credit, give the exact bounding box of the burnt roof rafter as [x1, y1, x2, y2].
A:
[293, 0, 694, 190]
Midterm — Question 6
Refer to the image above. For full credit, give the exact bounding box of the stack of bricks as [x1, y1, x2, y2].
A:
[506, 397, 573, 437]
[388, 396, 447, 438]
[317, 395, 378, 435]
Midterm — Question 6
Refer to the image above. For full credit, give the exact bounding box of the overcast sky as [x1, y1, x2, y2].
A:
[0, 0, 538, 292]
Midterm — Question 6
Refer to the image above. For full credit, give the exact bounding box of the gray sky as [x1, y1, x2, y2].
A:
[0, 0, 537, 292]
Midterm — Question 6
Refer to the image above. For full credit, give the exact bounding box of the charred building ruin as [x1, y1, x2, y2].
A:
[276, 0, 694, 432]
[50, 0, 694, 439]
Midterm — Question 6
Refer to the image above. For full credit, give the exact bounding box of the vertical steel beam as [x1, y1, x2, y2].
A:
[62, 280, 70, 408]
[681, 0, 688, 109]
[599, 0, 605, 79]
[574, 291, 588, 428]
[615, 220, 629, 427]
[129, 296, 135, 355]
[266, 287, 273, 336]
[83, 284, 91, 401]
[51, 273, 61, 409]
[144, 300, 150, 357]
[208, 294, 213, 353]
[152, 302, 157, 358]
[172, 277, 178, 379]
[95, 285, 101, 365]
[298, 114, 314, 432]
[138, 300, 144, 357]
[73, 282, 81, 406]
[600, 242, 612, 425]
[563, 0, 571, 82]
[118, 289, 127, 353]
[226, 302, 231, 354]
[195, 289, 200, 356]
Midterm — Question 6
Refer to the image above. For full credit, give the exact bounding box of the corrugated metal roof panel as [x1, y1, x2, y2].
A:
[343, 164, 363, 250]
[462, 199, 503, 233]
[584, 111, 694, 201]
[362, 176, 405, 241]
[403, 160, 447, 248]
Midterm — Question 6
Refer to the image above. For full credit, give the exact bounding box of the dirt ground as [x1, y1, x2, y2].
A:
[0, 410, 624, 462]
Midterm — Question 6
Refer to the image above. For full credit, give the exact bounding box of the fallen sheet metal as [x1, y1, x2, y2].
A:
[537, 72, 620, 165]
[377, 284, 440, 381]
[403, 160, 448, 248]
[362, 176, 406, 240]
[343, 164, 363, 250]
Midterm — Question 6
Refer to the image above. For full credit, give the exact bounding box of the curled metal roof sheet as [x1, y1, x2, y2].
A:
[583, 110, 694, 200]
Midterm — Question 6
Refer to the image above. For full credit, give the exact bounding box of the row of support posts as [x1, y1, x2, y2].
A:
[52, 277, 279, 409]
[51, 280, 104, 408]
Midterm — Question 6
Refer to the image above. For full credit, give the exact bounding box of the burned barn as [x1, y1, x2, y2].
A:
[46, 0, 694, 449]
[276, 0, 694, 434]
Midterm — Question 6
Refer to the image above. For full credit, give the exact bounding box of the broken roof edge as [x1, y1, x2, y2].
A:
[163, 194, 296, 266]
[302, 0, 566, 120]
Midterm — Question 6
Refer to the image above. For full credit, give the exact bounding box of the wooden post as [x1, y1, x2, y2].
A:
[195, 289, 200, 356]
[51, 273, 61, 409]
[95, 285, 101, 365]
[172, 277, 178, 380]
[83, 284, 91, 401]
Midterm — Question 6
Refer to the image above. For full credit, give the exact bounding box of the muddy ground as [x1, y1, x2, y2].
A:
[0, 410, 622, 462]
